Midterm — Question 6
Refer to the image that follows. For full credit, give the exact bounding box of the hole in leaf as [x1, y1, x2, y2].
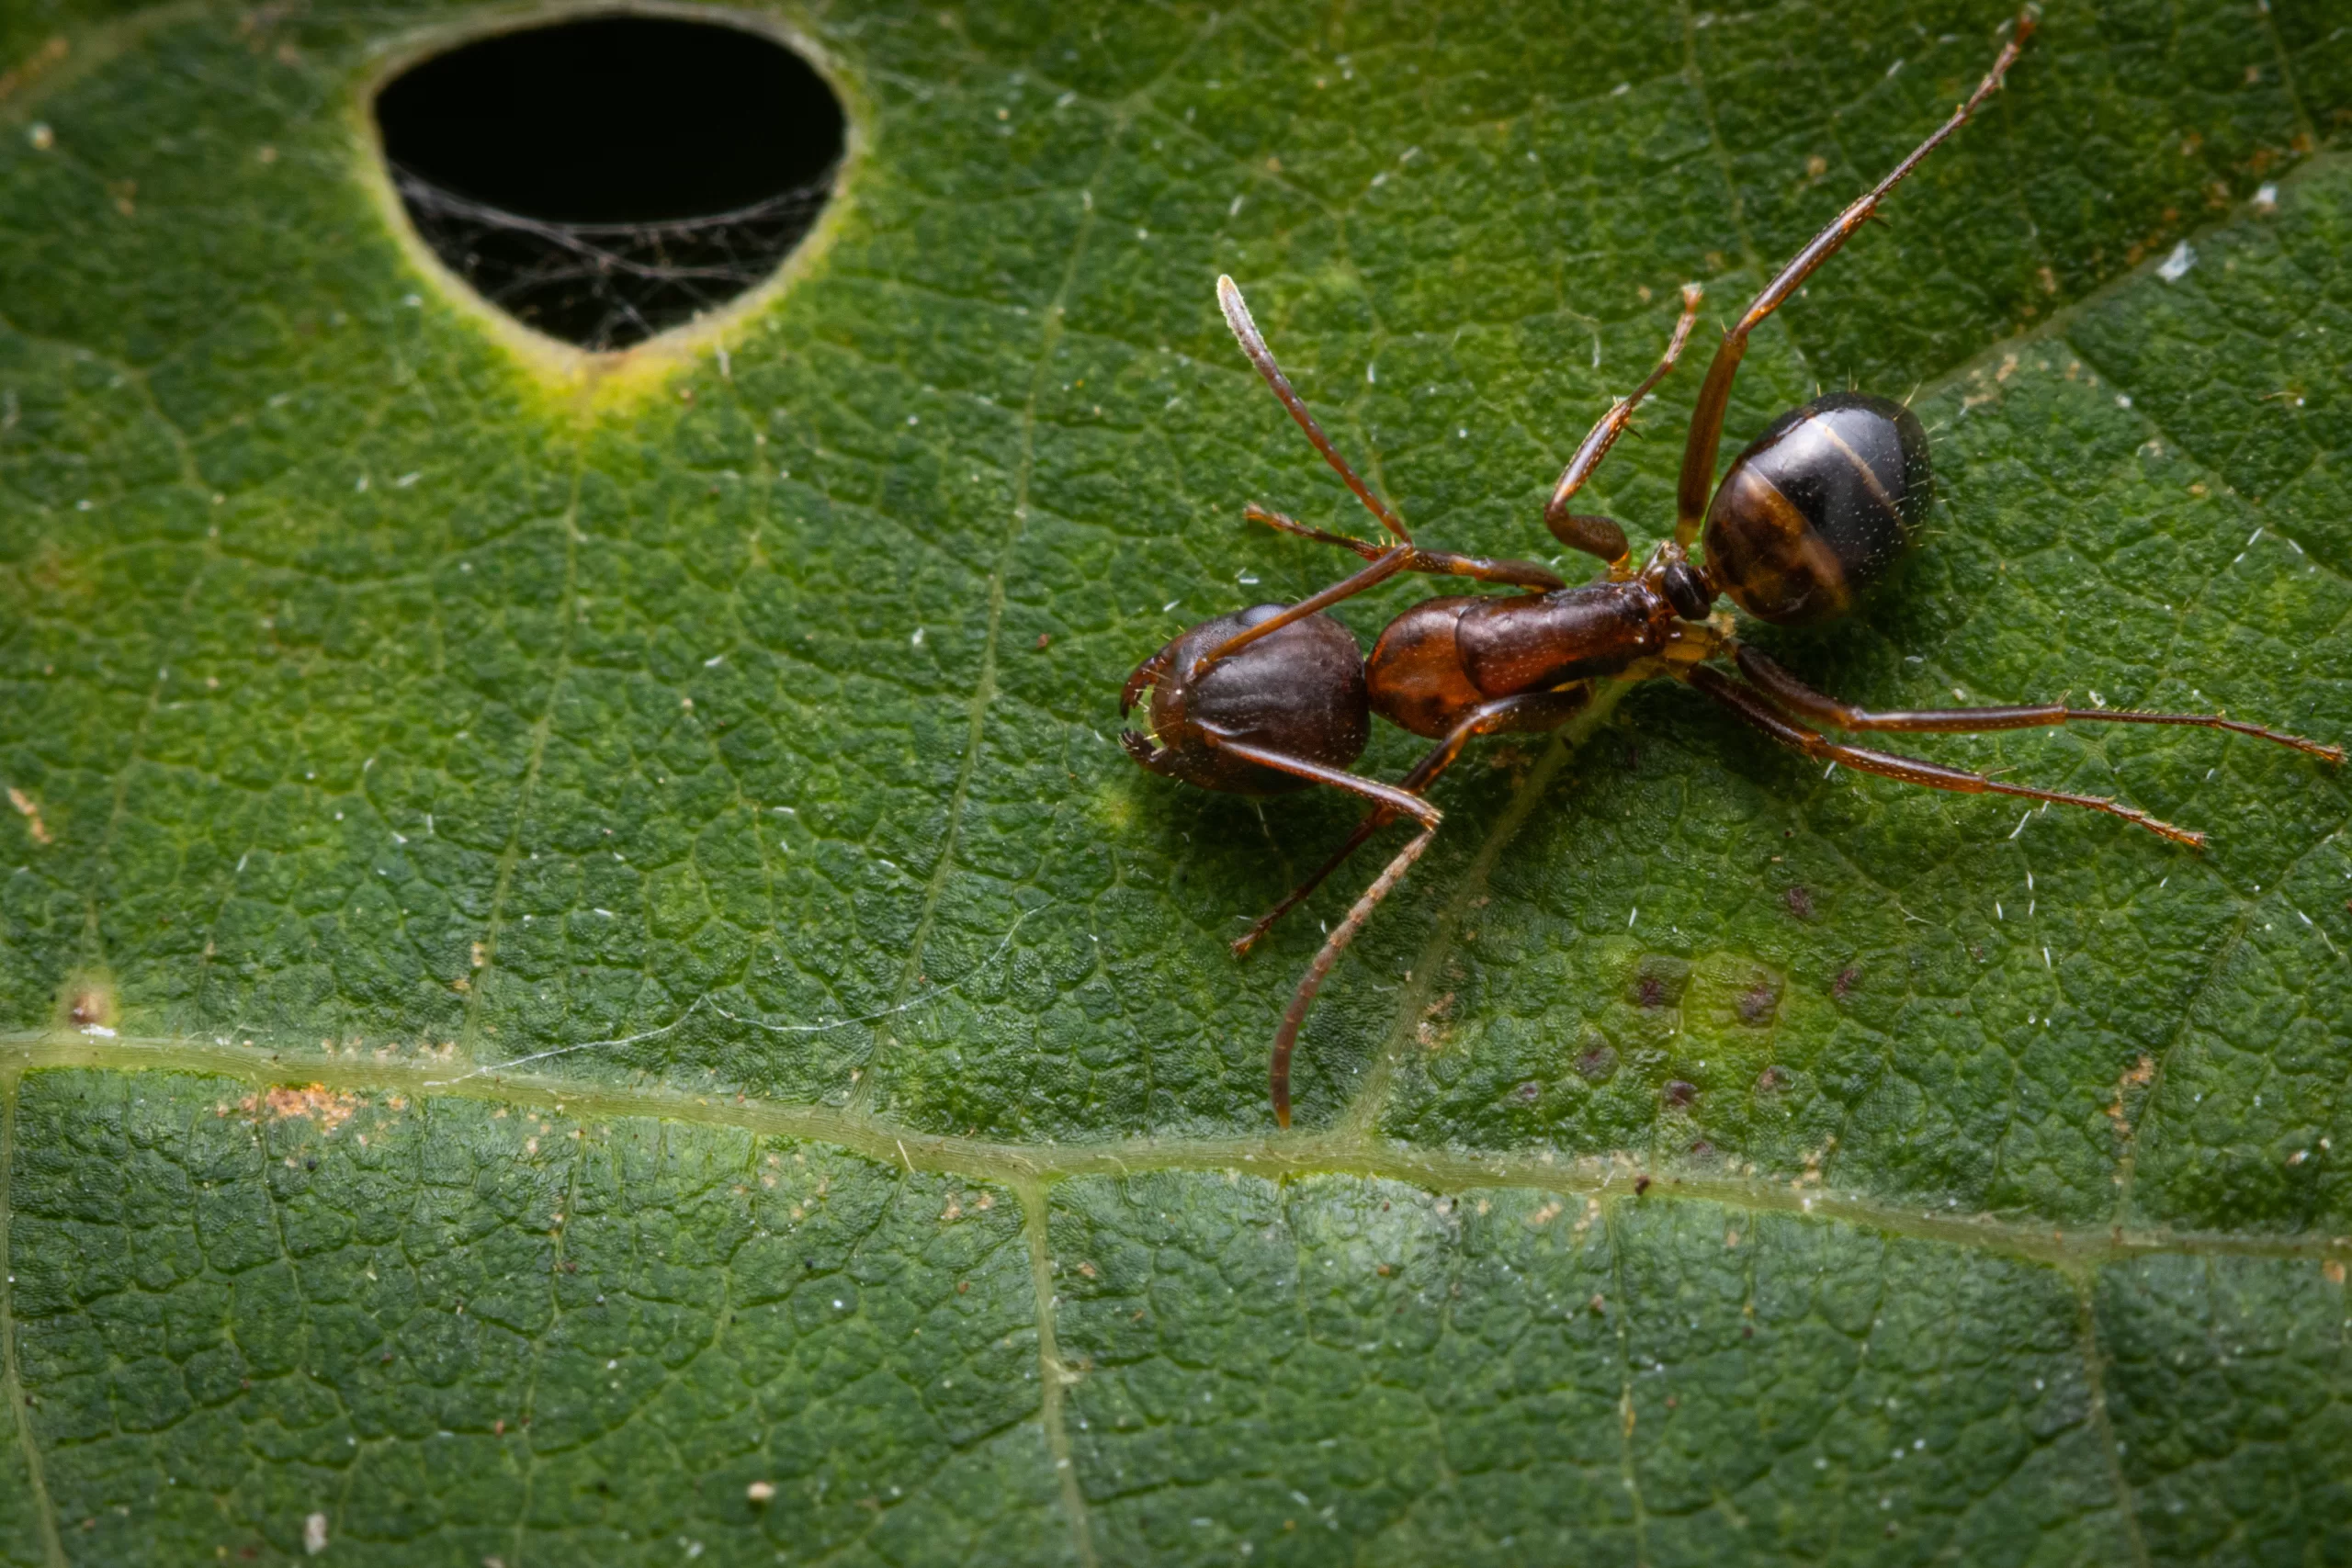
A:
[376, 16, 845, 351]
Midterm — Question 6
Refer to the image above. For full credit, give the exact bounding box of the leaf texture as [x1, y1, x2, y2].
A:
[0, 0, 2348, 1561]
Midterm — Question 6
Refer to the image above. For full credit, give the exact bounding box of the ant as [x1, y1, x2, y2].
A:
[1119, 13, 2341, 1127]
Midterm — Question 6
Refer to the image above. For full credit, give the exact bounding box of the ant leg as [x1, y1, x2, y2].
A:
[1232, 688, 1590, 957]
[1270, 822, 1434, 1127]
[1687, 664, 2207, 847]
[1732, 644, 2344, 763]
[1673, 14, 2034, 546]
[1219, 276, 1412, 544]
[1196, 726, 1453, 1128]
[1193, 543, 1415, 673]
[1198, 728, 1442, 830]
[1247, 504, 1566, 592]
[1201, 729, 1436, 1127]
[1546, 281, 1706, 563]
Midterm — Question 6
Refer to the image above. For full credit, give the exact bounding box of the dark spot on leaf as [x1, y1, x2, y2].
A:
[1690, 1138, 1714, 1158]
[1634, 1175, 1652, 1195]
[1575, 1043, 1618, 1082]
[1736, 983, 1780, 1025]
[1834, 965, 1860, 999]
[1783, 885, 1815, 919]
[1628, 953, 1690, 1009]
[1663, 1079, 1698, 1109]
[1510, 1079, 1543, 1104]
[1756, 1065, 1790, 1094]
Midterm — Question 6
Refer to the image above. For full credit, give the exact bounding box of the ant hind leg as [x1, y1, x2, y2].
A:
[1672, 15, 2034, 545]
[1732, 643, 2343, 763]
[1688, 665, 2206, 846]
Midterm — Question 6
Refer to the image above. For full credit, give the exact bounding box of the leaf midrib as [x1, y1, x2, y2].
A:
[11, 1031, 2343, 1276]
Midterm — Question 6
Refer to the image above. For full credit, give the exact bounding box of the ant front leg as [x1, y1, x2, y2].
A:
[1673, 15, 2033, 546]
[1545, 281, 1706, 568]
[1195, 723, 1446, 1128]
[1731, 644, 2345, 763]
[1232, 687, 1591, 958]
[1686, 665, 2209, 847]
[1245, 505, 1566, 592]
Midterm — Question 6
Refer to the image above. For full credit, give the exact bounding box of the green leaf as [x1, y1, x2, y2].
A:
[2, 0, 2349, 1562]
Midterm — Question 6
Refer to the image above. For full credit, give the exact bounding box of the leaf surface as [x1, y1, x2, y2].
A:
[0, 0, 2349, 1562]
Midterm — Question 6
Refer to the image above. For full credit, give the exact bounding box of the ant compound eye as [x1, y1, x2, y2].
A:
[376, 17, 846, 351]
[1660, 560, 1713, 621]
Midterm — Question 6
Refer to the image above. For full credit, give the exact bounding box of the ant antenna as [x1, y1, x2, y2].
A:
[1217, 276, 1414, 544]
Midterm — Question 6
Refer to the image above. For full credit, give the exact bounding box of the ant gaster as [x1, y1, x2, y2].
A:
[1119, 14, 2341, 1127]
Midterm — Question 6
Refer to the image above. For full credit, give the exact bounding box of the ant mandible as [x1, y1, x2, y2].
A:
[1119, 12, 2341, 1127]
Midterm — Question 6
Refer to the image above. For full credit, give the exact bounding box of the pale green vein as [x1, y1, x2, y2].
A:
[7, 1031, 2344, 1275]
[1604, 1200, 1651, 1568]
[1339, 676, 1639, 1137]
[1021, 1179, 1099, 1568]
[462, 452, 585, 1061]
[847, 131, 1124, 1118]
[2075, 1277, 2154, 1568]
[0, 1072, 66, 1568]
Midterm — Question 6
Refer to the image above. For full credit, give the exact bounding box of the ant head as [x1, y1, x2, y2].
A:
[1120, 604, 1369, 795]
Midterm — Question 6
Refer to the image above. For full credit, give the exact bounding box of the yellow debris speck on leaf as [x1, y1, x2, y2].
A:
[8, 788, 51, 844]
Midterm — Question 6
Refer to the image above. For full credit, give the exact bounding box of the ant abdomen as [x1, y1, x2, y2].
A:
[1121, 604, 1369, 794]
[1702, 391, 1931, 626]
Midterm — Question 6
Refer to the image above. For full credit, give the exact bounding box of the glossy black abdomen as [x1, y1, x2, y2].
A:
[1702, 391, 1930, 626]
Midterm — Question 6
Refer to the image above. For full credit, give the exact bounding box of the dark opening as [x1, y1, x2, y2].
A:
[375, 17, 845, 351]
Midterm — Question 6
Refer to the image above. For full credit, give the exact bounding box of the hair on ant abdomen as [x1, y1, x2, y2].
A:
[1118, 10, 2341, 1127]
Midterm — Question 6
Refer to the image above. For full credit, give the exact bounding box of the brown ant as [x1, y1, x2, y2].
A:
[1119, 13, 2341, 1126]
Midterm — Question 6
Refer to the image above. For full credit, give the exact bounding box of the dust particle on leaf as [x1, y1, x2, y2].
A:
[64, 981, 112, 1029]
